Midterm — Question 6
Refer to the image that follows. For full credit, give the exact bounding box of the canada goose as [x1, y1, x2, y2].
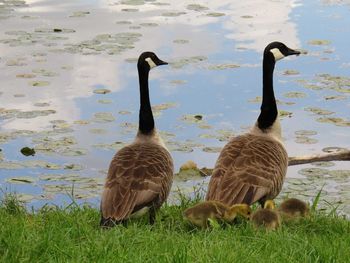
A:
[183, 200, 251, 228]
[251, 199, 281, 230]
[100, 52, 173, 227]
[279, 198, 310, 220]
[206, 42, 301, 207]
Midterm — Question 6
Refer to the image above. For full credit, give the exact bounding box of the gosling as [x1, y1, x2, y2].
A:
[183, 201, 251, 228]
[251, 200, 280, 231]
[279, 198, 310, 220]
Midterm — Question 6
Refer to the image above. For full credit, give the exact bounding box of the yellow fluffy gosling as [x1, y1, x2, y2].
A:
[251, 200, 280, 230]
[183, 201, 251, 228]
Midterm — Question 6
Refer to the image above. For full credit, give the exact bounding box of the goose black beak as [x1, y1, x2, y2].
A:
[287, 48, 301, 56]
[157, 59, 168, 66]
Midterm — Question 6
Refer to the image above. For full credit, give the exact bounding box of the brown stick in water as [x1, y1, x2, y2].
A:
[288, 149, 350, 166]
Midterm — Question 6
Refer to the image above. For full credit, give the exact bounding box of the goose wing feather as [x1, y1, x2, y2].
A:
[101, 143, 173, 221]
[206, 134, 287, 206]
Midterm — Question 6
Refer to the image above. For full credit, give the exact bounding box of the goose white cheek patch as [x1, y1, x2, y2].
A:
[270, 48, 285, 61]
[145, 57, 157, 68]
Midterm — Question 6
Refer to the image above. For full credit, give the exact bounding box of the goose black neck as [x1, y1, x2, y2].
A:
[138, 68, 154, 134]
[257, 53, 278, 130]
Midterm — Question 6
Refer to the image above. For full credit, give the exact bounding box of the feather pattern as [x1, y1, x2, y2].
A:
[206, 133, 288, 206]
[101, 142, 173, 221]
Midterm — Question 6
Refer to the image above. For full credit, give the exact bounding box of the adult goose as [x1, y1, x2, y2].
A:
[206, 42, 300, 207]
[100, 52, 173, 227]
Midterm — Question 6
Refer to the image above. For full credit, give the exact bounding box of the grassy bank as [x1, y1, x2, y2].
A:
[0, 195, 349, 263]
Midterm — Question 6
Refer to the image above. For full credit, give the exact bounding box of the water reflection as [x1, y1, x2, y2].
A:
[0, 0, 349, 213]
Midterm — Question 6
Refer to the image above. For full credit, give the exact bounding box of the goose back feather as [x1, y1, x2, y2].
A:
[206, 133, 288, 206]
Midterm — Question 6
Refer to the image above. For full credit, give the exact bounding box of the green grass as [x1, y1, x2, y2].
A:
[0, 194, 349, 263]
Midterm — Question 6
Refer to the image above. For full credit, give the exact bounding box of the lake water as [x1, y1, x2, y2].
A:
[0, 0, 349, 215]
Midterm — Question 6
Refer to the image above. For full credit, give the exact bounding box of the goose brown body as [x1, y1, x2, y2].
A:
[206, 133, 288, 206]
[101, 140, 173, 223]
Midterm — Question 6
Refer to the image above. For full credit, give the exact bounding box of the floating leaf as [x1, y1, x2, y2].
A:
[324, 95, 347, 101]
[97, 99, 113, 104]
[93, 112, 115, 122]
[118, 110, 131, 115]
[93, 88, 111, 94]
[206, 12, 225, 17]
[173, 39, 189, 44]
[311, 161, 335, 168]
[28, 80, 50, 87]
[283, 70, 299, 75]
[298, 168, 329, 177]
[316, 117, 350, 127]
[161, 12, 186, 17]
[295, 136, 318, 144]
[186, 4, 209, 11]
[208, 64, 240, 70]
[279, 110, 293, 118]
[308, 39, 331, 46]
[202, 146, 222, 153]
[93, 141, 126, 151]
[139, 22, 158, 27]
[295, 130, 317, 136]
[16, 73, 36, 78]
[322, 146, 347, 153]
[305, 107, 334, 115]
[6, 176, 37, 184]
[283, 92, 307, 98]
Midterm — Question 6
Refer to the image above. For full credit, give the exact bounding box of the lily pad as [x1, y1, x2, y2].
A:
[161, 12, 186, 17]
[202, 146, 222, 153]
[322, 146, 347, 153]
[310, 162, 335, 168]
[279, 110, 293, 118]
[186, 4, 209, 11]
[324, 95, 347, 101]
[93, 112, 115, 122]
[206, 12, 225, 17]
[28, 80, 50, 87]
[283, 92, 307, 98]
[329, 170, 350, 179]
[316, 117, 350, 127]
[16, 73, 36, 78]
[170, 56, 207, 69]
[295, 136, 318, 144]
[305, 107, 334, 115]
[283, 70, 299, 75]
[139, 22, 158, 27]
[208, 64, 240, 70]
[93, 141, 125, 151]
[298, 168, 329, 177]
[118, 110, 131, 115]
[308, 39, 331, 46]
[173, 39, 189, 44]
[6, 176, 37, 184]
[295, 130, 317, 136]
[116, 21, 132, 25]
[93, 88, 111, 94]
[32, 68, 58, 77]
[69, 11, 90, 17]
[97, 99, 113, 104]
